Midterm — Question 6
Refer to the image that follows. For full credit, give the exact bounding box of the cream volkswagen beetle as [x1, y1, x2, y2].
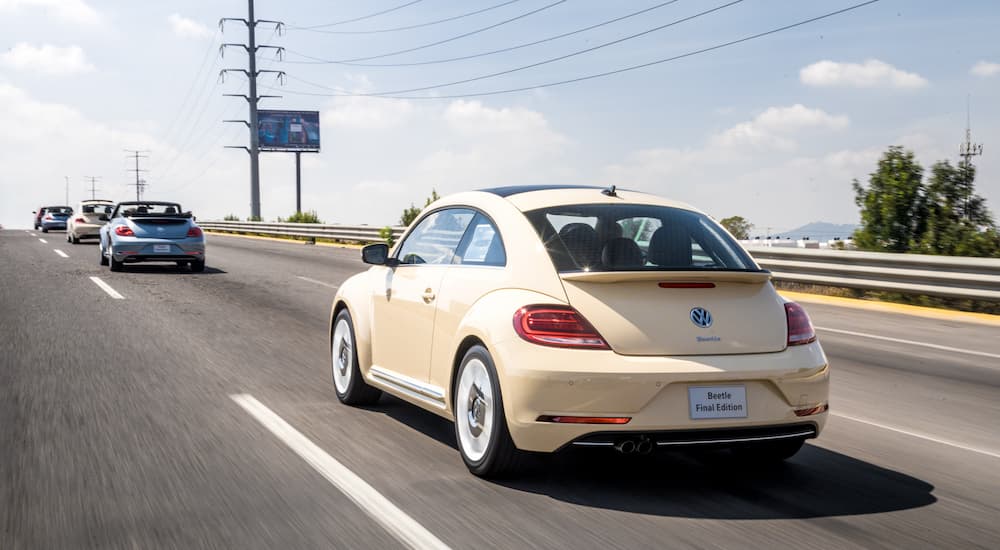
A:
[330, 185, 829, 477]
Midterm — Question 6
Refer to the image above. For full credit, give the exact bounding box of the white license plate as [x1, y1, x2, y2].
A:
[153, 244, 171, 253]
[688, 385, 748, 419]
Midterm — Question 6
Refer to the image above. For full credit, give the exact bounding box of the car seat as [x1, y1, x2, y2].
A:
[558, 223, 601, 268]
[647, 223, 693, 267]
[601, 238, 644, 269]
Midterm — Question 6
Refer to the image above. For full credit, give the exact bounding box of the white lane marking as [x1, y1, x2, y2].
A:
[30, 232, 37, 237]
[296, 276, 339, 289]
[833, 412, 1000, 460]
[816, 326, 1000, 360]
[89, 277, 124, 299]
[231, 394, 450, 550]
[38, 238, 47, 244]
[54, 249, 68, 258]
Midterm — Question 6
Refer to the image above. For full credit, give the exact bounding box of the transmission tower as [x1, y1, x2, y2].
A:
[84, 176, 102, 200]
[959, 98, 984, 220]
[125, 149, 150, 201]
[220, 0, 284, 220]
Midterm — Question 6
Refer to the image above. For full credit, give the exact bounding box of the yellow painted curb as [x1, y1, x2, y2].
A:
[779, 290, 1000, 327]
[205, 230, 365, 250]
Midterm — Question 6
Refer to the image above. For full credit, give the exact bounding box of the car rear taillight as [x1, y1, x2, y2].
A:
[44, 215, 53, 220]
[785, 302, 816, 346]
[513, 305, 609, 349]
[186, 227, 203, 237]
[114, 226, 134, 236]
[75, 218, 85, 223]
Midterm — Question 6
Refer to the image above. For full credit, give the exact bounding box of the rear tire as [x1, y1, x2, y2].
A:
[331, 309, 382, 406]
[41, 228, 48, 233]
[71, 234, 80, 244]
[99, 244, 108, 266]
[190, 259, 205, 272]
[454, 345, 524, 478]
[731, 438, 804, 463]
[109, 249, 123, 272]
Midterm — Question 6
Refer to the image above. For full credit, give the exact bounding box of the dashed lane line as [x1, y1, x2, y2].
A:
[833, 412, 1000, 460]
[54, 249, 69, 258]
[89, 277, 124, 299]
[296, 276, 340, 290]
[231, 394, 451, 550]
[816, 326, 1000, 360]
[38, 238, 47, 244]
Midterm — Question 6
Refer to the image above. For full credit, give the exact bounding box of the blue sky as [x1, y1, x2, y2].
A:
[1, 0, 998, 233]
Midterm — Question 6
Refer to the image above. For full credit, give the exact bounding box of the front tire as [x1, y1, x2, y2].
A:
[454, 345, 523, 478]
[331, 309, 382, 406]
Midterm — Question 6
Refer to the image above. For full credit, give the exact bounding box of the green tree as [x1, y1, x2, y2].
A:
[223, 213, 239, 221]
[918, 160, 998, 257]
[399, 189, 440, 226]
[852, 146, 927, 252]
[719, 215, 753, 240]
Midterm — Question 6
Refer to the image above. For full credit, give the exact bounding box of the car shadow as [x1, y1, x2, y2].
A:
[112, 264, 227, 275]
[373, 395, 936, 520]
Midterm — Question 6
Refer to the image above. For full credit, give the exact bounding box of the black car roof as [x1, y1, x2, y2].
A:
[478, 185, 605, 197]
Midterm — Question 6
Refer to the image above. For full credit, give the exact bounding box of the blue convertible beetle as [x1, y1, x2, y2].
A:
[99, 201, 207, 272]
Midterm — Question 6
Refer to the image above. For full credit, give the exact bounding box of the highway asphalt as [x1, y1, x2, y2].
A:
[2, 229, 998, 549]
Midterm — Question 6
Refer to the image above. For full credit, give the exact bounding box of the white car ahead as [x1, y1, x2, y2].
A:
[67, 200, 114, 244]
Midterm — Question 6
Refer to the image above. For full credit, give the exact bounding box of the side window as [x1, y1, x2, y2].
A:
[454, 213, 506, 266]
[396, 208, 475, 265]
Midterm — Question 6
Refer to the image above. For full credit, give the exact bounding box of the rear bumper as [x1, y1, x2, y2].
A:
[111, 239, 206, 262]
[41, 221, 67, 229]
[491, 338, 830, 453]
[70, 223, 104, 238]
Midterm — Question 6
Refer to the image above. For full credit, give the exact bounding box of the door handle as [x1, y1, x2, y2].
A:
[422, 289, 436, 303]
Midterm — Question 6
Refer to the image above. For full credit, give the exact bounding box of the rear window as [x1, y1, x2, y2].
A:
[524, 203, 757, 272]
[82, 204, 112, 214]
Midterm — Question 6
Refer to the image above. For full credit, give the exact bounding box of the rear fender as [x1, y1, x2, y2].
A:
[442, 288, 569, 415]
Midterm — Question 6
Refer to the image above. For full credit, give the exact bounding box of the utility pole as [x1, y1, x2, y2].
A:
[125, 149, 150, 201]
[958, 97, 983, 220]
[84, 176, 102, 200]
[221, 1, 284, 221]
[64, 176, 70, 205]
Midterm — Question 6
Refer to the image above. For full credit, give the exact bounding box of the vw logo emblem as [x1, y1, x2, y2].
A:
[690, 307, 713, 328]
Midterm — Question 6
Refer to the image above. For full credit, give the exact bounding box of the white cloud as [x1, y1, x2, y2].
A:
[323, 96, 415, 130]
[443, 100, 568, 150]
[168, 13, 213, 39]
[800, 59, 928, 89]
[711, 104, 848, 151]
[0, 0, 100, 24]
[970, 61, 1000, 77]
[0, 43, 95, 75]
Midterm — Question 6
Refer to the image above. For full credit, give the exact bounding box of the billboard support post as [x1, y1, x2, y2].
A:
[295, 151, 302, 214]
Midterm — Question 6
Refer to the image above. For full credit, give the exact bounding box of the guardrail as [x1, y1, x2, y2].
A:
[200, 221, 1000, 302]
[746, 247, 1000, 301]
[199, 221, 406, 244]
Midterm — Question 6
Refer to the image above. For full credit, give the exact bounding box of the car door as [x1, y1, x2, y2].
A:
[371, 208, 475, 386]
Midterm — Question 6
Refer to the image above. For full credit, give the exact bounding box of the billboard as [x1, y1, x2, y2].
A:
[258, 110, 320, 152]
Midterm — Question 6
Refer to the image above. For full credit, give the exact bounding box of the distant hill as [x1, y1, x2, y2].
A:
[773, 222, 858, 241]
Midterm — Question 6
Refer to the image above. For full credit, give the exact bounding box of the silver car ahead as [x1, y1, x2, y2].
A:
[99, 201, 206, 272]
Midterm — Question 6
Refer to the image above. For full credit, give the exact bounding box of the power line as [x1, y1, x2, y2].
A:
[159, 30, 222, 147]
[125, 149, 151, 201]
[291, 0, 523, 35]
[292, 0, 744, 97]
[288, 0, 568, 64]
[283, 0, 683, 67]
[83, 176, 102, 200]
[269, 0, 882, 101]
[295, 0, 424, 30]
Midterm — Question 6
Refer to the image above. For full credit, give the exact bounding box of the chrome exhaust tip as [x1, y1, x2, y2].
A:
[614, 439, 636, 454]
[636, 438, 653, 455]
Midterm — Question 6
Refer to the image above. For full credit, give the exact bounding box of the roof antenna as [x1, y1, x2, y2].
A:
[601, 185, 617, 197]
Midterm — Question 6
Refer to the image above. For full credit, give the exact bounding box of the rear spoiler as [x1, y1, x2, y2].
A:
[125, 211, 193, 219]
[559, 270, 772, 284]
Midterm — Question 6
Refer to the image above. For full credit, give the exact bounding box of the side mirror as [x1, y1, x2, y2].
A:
[362, 243, 396, 266]
[99, 215, 109, 221]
